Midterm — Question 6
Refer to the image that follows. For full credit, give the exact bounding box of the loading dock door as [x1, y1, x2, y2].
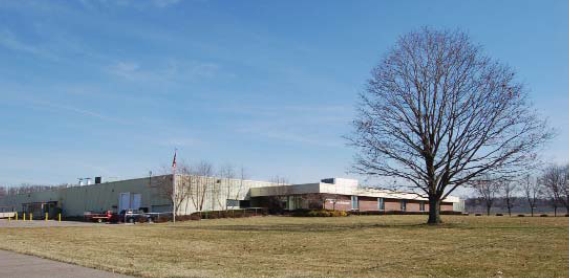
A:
[119, 192, 131, 212]
[132, 194, 142, 211]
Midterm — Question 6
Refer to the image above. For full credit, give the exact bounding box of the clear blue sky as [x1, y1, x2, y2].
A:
[0, 0, 567, 186]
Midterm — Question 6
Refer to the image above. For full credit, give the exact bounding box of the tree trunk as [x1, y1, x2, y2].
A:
[530, 207, 534, 217]
[427, 198, 441, 224]
[507, 207, 511, 216]
[486, 205, 491, 216]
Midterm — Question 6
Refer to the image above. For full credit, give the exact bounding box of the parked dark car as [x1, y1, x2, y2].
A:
[109, 210, 159, 223]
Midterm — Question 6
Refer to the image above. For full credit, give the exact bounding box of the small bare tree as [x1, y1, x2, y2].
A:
[155, 162, 194, 217]
[156, 160, 215, 216]
[301, 193, 348, 210]
[188, 161, 214, 213]
[302, 193, 327, 210]
[215, 163, 236, 210]
[154, 174, 186, 217]
[523, 175, 542, 217]
[235, 166, 248, 200]
[269, 176, 290, 213]
[472, 178, 500, 216]
[348, 28, 552, 224]
[501, 181, 519, 216]
[542, 163, 569, 215]
[546, 193, 561, 217]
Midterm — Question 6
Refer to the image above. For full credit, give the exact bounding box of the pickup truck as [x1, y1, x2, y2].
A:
[109, 210, 161, 223]
[84, 211, 113, 223]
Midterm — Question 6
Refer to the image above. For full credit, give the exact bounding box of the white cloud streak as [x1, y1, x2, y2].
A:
[107, 60, 221, 85]
[23, 97, 131, 125]
[0, 29, 58, 60]
[79, 0, 184, 9]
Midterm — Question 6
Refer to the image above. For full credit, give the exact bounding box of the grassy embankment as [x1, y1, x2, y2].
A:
[0, 215, 567, 277]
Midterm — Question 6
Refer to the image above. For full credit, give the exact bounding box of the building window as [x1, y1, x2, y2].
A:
[378, 198, 385, 211]
[239, 200, 250, 208]
[226, 199, 239, 207]
[351, 196, 359, 210]
[400, 200, 407, 211]
[420, 201, 425, 212]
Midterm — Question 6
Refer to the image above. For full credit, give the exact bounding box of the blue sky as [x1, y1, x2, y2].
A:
[0, 0, 567, 187]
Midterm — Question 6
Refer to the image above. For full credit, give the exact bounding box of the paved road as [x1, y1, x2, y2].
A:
[0, 219, 126, 228]
[0, 250, 128, 277]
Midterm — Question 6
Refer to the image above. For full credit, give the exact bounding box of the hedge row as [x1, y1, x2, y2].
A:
[291, 209, 349, 217]
[289, 209, 462, 217]
[348, 210, 462, 216]
[186, 208, 269, 220]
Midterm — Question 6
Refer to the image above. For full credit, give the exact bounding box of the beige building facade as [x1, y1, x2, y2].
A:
[0, 175, 275, 218]
[0, 176, 464, 218]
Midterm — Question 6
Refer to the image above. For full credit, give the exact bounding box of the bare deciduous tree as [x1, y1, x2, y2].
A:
[269, 176, 290, 213]
[546, 193, 560, 217]
[500, 181, 519, 216]
[155, 164, 190, 217]
[348, 28, 551, 224]
[296, 192, 350, 211]
[542, 163, 569, 215]
[188, 161, 214, 213]
[0, 183, 67, 195]
[472, 178, 500, 216]
[523, 175, 542, 217]
[157, 160, 214, 216]
[235, 166, 248, 200]
[214, 163, 236, 210]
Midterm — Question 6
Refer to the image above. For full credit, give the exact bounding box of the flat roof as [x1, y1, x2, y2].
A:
[250, 182, 460, 203]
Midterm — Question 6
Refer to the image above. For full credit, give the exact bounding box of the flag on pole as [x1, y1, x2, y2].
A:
[171, 149, 177, 223]
[171, 149, 177, 171]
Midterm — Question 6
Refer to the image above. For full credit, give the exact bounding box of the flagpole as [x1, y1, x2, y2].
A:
[172, 148, 177, 223]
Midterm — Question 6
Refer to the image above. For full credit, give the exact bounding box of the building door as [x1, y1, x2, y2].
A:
[351, 196, 359, 211]
[119, 192, 131, 212]
[132, 194, 142, 211]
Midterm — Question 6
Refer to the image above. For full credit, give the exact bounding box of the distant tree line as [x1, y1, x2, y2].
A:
[468, 163, 569, 216]
[0, 184, 68, 197]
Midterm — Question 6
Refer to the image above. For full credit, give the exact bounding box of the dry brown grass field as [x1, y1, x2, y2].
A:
[0, 215, 567, 277]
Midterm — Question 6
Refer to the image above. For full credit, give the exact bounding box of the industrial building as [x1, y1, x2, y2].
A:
[0, 175, 464, 218]
[251, 178, 463, 213]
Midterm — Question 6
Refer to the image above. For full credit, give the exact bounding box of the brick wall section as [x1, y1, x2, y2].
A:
[384, 200, 401, 211]
[423, 202, 453, 212]
[359, 199, 378, 211]
[441, 203, 453, 211]
[406, 202, 454, 212]
[373, 199, 428, 212]
[324, 200, 351, 211]
[406, 201, 421, 212]
[264, 193, 457, 213]
[318, 194, 351, 211]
